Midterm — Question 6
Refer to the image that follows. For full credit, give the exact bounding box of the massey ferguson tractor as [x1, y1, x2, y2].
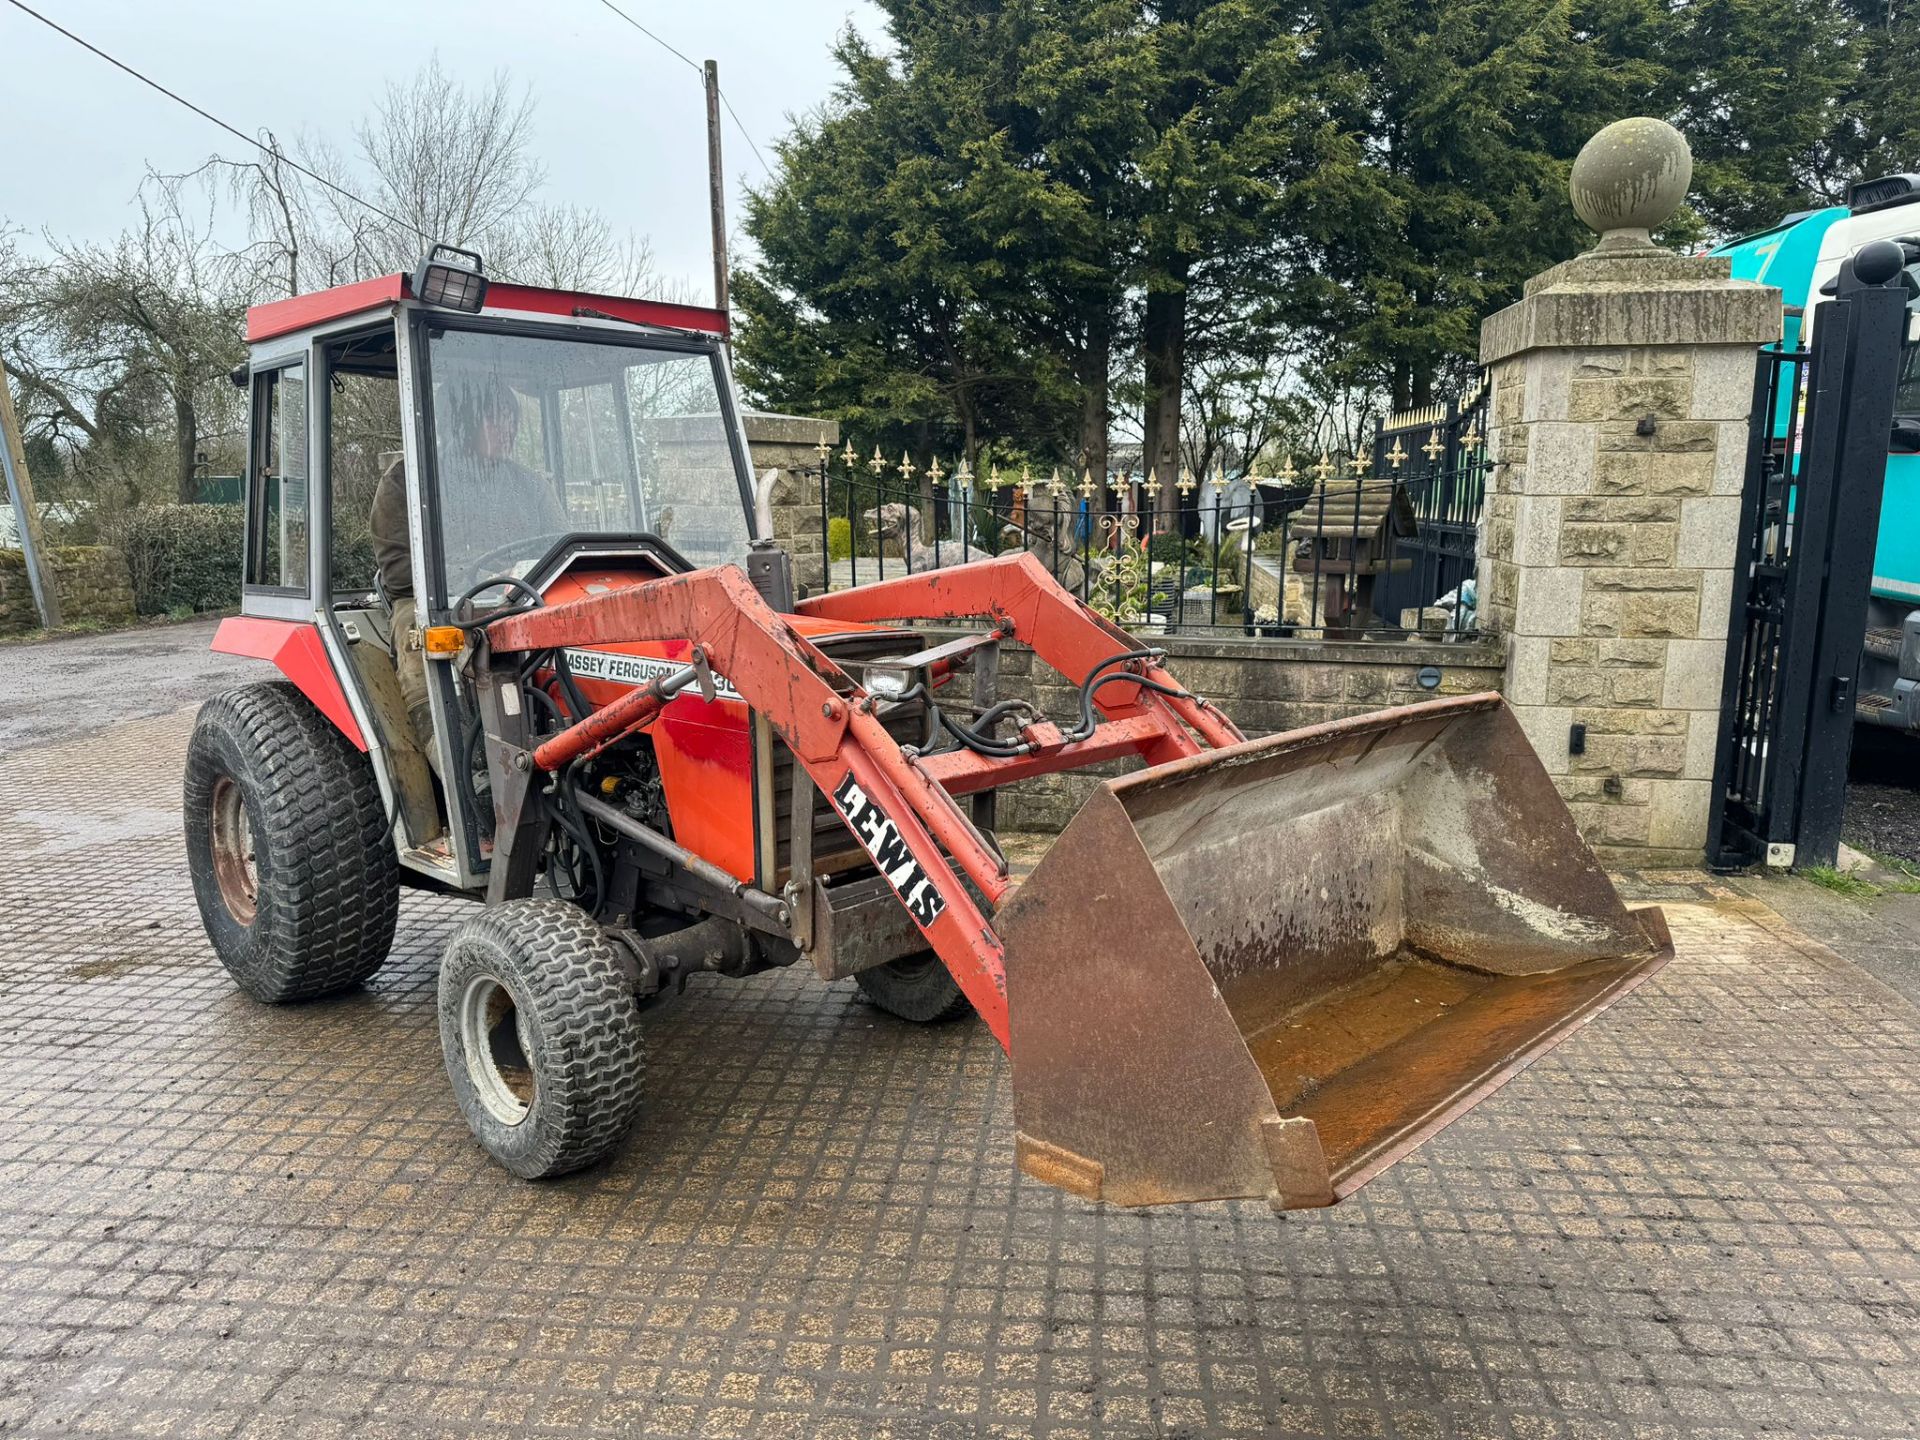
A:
[185, 246, 1672, 1205]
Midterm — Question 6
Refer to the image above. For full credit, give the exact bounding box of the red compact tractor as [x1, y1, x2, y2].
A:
[185, 247, 1671, 1203]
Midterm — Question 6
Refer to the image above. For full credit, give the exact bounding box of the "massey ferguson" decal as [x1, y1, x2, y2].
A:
[561, 648, 740, 699]
[832, 774, 947, 929]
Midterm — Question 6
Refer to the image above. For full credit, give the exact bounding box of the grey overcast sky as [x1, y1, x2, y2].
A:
[0, 0, 887, 296]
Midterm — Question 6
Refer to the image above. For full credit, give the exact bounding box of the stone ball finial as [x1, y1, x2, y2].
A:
[1569, 117, 1691, 248]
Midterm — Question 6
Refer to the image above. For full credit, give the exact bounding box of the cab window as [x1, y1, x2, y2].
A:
[326, 337, 404, 598]
[1892, 263, 1920, 419]
[245, 363, 310, 591]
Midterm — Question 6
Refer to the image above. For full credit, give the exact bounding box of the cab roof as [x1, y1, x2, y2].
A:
[245, 273, 730, 346]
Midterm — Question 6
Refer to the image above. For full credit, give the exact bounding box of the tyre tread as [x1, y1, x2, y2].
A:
[185, 680, 399, 1002]
[439, 899, 645, 1178]
[854, 953, 973, 1023]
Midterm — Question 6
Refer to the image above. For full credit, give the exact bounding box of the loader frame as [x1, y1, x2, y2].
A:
[479, 550, 1247, 1048]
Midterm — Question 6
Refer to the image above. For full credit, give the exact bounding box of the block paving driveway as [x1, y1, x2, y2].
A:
[0, 622, 1916, 1439]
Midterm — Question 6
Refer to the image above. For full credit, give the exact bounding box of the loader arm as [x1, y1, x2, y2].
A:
[486, 558, 1673, 1212]
[482, 556, 1243, 1051]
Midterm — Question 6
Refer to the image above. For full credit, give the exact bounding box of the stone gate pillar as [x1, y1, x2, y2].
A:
[1477, 119, 1780, 865]
[741, 412, 836, 598]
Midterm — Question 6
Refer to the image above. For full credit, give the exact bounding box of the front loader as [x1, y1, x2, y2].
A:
[185, 247, 1671, 1204]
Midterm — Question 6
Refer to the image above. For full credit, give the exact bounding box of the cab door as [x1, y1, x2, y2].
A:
[241, 358, 315, 620]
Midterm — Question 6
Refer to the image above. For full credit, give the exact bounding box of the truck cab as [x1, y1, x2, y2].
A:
[1715, 176, 1920, 728]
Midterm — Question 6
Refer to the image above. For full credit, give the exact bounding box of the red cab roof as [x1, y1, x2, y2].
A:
[245, 273, 730, 344]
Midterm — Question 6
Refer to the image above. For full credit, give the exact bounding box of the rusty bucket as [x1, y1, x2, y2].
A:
[999, 693, 1671, 1209]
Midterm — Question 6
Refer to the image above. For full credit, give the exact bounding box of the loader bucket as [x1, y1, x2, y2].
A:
[999, 692, 1672, 1209]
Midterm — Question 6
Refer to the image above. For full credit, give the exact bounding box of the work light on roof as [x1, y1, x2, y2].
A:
[412, 244, 488, 313]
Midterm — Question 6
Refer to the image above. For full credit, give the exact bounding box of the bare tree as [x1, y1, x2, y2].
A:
[0, 179, 247, 504]
[498, 205, 662, 292]
[2, 55, 667, 517]
[356, 59, 543, 265]
[1180, 346, 1306, 483]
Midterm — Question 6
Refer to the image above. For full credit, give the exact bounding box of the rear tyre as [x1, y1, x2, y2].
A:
[184, 681, 399, 1003]
[437, 900, 645, 1179]
[854, 952, 973, 1023]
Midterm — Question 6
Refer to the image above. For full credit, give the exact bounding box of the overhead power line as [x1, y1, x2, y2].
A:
[717, 90, 771, 176]
[590, 0, 772, 174]
[592, 0, 700, 73]
[3, 0, 427, 241]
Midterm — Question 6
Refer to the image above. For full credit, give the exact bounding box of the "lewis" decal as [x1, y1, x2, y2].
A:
[832, 774, 947, 929]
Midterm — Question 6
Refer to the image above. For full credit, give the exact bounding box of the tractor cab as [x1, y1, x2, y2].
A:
[219, 247, 772, 889]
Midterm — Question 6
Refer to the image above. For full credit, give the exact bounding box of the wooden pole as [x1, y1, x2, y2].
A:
[704, 59, 728, 315]
[0, 353, 61, 629]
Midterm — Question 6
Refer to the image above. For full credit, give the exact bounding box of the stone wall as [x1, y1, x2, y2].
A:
[946, 631, 1507, 832]
[741, 412, 835, 598]
[0, 545, 136, 637]
[1478, 247, 1779, 865]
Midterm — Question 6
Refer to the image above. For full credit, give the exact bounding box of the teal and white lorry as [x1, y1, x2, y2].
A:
[1716, 174, 1920, 730]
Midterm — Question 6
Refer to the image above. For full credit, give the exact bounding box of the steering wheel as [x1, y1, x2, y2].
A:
[460, 531, 569, 587]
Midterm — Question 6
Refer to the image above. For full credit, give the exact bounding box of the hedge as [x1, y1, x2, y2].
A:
[108, 504, 246, 616]
[827, 516, 853, 561]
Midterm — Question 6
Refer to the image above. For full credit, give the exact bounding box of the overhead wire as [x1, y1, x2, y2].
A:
[589, 0, 773, 175]
[6, 0, 772, 243]
[592, 0, 701, 72]
[1, 0, 429, 242]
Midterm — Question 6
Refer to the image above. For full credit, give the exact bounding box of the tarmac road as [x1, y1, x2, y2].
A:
[0, 617, 265, 750]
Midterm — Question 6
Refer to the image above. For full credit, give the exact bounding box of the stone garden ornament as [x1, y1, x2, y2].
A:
[1568, 116, 1692, 252]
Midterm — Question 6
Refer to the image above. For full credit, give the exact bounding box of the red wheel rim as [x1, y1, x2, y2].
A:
[209, 776, 259, 925]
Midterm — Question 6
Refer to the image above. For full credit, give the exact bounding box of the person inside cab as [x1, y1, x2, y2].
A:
[369, 373, 567, 768]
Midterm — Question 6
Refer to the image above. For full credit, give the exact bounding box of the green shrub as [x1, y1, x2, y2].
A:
[828, 516, 853, 561]
[330, 530, 378, 594]
[1146, 531, 1191, 564]
[109, 504, 245, 616]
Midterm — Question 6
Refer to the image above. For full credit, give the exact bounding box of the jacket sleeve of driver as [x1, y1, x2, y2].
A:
[369, 457, 415, 600]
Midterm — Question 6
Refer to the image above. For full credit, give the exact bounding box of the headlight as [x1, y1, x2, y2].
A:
[412, 244, 488, 313]
[860, 663, 921, 700]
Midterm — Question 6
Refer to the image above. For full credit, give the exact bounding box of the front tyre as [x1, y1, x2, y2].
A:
[438, 900, 645, 1179]
[184, 681, 399, 1002]
[854, 952, 974, 1023]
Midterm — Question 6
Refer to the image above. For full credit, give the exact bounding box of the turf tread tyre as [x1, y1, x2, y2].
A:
[437, 900, 645, 1179]
[854, 952, 973, 1024]
[184, 680, 399, 1003]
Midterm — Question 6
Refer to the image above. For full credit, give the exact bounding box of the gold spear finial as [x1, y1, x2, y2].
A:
[1386, 438, 1407, 470]
[1422, 427, 1445, 462]
[841, 440, 857, 467]
[927, 455, 946, 485]
[868, 445, 886, 475]
[1079, 468, 1096, 498]
[1312, 452, 1334, 482]
[897, 451, 915, 482]
[1349, 452, 1369, 477]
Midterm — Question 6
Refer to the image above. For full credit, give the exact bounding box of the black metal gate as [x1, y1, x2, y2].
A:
[1368, 386, 1490, 627]
[1707, 249, 1910, 869]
